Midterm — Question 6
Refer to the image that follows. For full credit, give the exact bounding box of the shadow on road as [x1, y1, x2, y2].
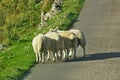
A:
[67, 52, 120, 62]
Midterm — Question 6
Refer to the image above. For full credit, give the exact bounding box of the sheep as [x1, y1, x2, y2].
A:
[69, 29, 86, 57]
[54, 30, 79, 60]
[32, 34, 51, 63]
[44, 31, 64, 61]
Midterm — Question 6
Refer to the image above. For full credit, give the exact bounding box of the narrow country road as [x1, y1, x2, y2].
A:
[22, 0, 120, 80]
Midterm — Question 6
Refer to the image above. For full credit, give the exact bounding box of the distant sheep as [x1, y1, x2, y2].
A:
[32, 34, 51, 63]
[53, 30, 78, 60]
[32, 28, 86, 63]
[44, 31, 64, 61]
[69, 29, 86, 57]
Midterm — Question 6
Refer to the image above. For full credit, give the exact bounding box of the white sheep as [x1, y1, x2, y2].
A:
[32, 34, 51, 63]
[69, 29, 86, 57]
[44, 31, 64, 61]
[54, 30, 79, 60]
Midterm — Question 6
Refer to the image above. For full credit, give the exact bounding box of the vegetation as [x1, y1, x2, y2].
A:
[0, 0, 42, 45]
[42, 0, 54, 12]
[0, 42, 34, 80]
[0, 0, 84, 80]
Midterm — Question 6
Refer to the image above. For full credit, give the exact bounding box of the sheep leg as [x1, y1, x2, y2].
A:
[62, 50, 66, 59]
[59, 50, 63, 60]
[57, 50, 62, 60]
[69, 48, 73, 57]
[66, 49, 69, 61]
[42, 52, 45, 63]
[35, 52, 39, 63]
[47, 50, 50, 60]
[38, 52, 42, 63]
[52, 52, 56, 62]
[58, 51, 61, 60]
[55, 52, 59, 61]
[74, 48, 76, 60]
[83, 46, 86, 57]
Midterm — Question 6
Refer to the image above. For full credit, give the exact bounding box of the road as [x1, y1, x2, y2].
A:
[22, 0, 120, 80]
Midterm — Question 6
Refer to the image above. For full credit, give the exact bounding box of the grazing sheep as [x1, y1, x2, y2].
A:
[44, 31, 64, 61]
[69, 29, 86, 57]
[32, 34, 51, 63]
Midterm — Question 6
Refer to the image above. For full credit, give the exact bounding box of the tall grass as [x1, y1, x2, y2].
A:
[42, 0, 54, 12]
[0, 0, 42, 45]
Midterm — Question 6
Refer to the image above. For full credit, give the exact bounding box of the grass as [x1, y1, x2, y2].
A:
[0, 41, 34, 80]
[0, 0, 84, 80]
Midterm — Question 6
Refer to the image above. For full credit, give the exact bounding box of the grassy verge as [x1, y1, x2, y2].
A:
[0, 0, 84, 80]
[0, 41, 35, 80]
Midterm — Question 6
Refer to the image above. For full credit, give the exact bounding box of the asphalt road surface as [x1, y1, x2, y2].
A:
[22, 0, 120, 80]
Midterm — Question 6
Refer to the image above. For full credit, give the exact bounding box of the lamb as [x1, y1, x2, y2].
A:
[32, 34, 51, 63]
[69, 29, 86, 57]
[44, 31, 64, 61]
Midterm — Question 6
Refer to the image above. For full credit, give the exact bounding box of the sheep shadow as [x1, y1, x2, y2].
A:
[67, 52, 120, 62]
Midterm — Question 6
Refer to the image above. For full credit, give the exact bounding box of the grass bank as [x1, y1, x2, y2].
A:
[0, 0, 84, 80]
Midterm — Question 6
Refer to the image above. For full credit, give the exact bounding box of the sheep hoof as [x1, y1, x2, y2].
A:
[42, 61, 45, 64]
[53, 60, 56, 62]
[62, 58, 66, 61]
[53, 59, 56, 62]
[83, 54, 86, 58]
[35, 60, 39, 64]
[74, 56, 76, 60]
[36, 62, 38, 64]
[63, 57, 66, 59]
[69, 52, 72, 57]
[63, 56, 66, 59]
[58, 57, 61, 60]
[47, 58, 50, 60]
[38, 61, 41, 63]
[66, 58, 68, 61]
[53, 58, 56, 62]
[69, 55, 72, 57]
[74, 57, 76, 60]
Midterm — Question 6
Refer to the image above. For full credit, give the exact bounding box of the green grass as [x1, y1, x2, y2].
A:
[0, 0, 84, 80]
[0, 41, 34, 80]
[41, 0, 84, 30]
